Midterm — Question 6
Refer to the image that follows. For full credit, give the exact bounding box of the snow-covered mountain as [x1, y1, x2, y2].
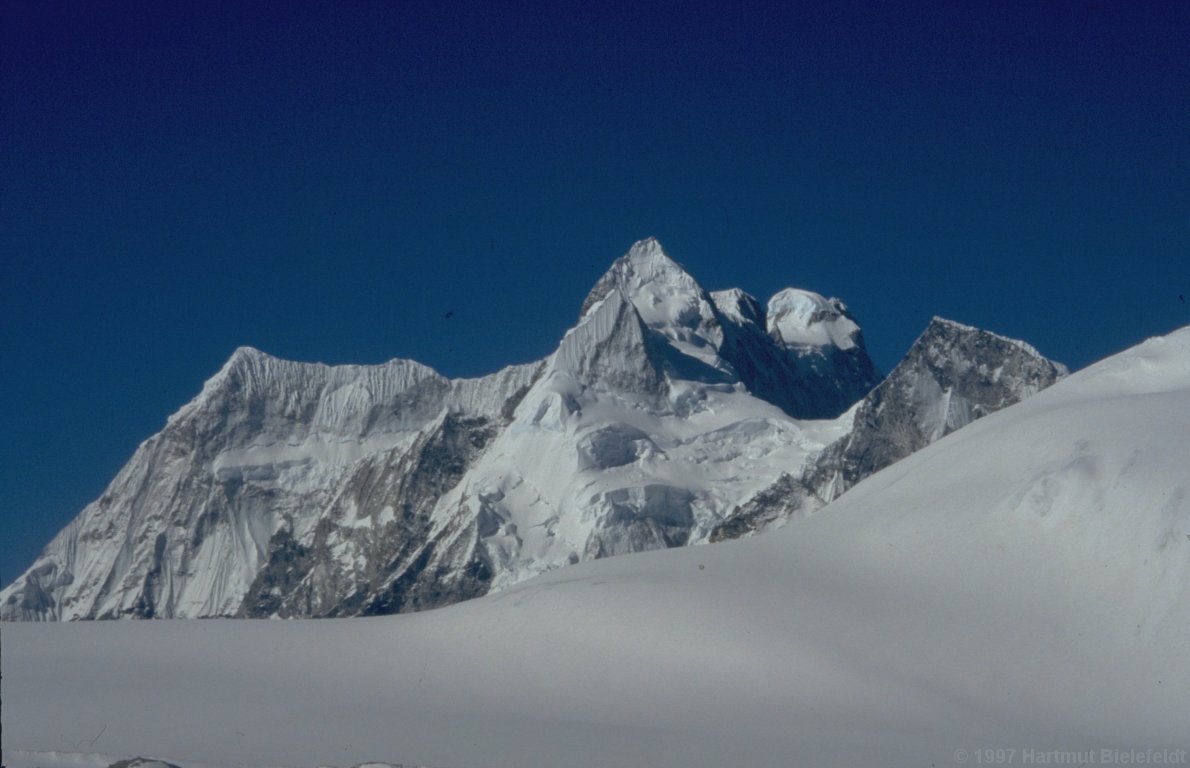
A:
[1, 238, 1062, 620]
[712, 316, 1069, 539]
[5, 326, 1187, 768]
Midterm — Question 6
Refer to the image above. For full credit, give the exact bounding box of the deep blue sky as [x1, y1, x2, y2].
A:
[2, 1, 1187, 586]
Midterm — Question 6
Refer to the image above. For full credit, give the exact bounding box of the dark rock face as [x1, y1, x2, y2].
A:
[238, 525, 317, 618]
[108, 758, 184, 768]
[3, 561, 60, 618]
[808, 318, 1068, 499]
[131, 533, 171, 619]
[711, 289, 881, 420]
[708, 474, 816, 543]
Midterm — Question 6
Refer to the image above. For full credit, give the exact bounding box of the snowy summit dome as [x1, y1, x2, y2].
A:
[766, 288, 861, 350]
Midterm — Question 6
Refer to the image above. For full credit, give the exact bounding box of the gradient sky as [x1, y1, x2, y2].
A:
[2, 0, 1188, 586]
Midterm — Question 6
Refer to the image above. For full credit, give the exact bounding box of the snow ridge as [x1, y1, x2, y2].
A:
[1, 238, 1062, 621]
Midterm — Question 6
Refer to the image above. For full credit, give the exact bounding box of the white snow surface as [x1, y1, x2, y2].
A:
[767, 287, 861, 350]
[6, 327, 1189, 768]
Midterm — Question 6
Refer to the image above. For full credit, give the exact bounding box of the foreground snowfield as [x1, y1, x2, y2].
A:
[5, 328, 1189, 768]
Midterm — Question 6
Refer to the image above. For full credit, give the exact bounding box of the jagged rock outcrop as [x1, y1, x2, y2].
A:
[2, 238, 1063, 620]
[711, 317, 1068, 540]
[805, 317, 1069, 498]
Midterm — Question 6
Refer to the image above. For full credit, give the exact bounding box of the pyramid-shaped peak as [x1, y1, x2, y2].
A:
[573, 239, 730, 381]
[617, 237, 692, 282]
[918, 317, 1063, 370]
[227, 345, 270, 365]
[602, 238, 712, 317]
[208, 345, 274, 381]
[710, 288, 765, 327]
[580, 238, 701, 319]
[625, 236, 667, 260]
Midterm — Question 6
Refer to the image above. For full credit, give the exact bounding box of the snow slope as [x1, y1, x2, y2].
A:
[5, 327, 1188, 768]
